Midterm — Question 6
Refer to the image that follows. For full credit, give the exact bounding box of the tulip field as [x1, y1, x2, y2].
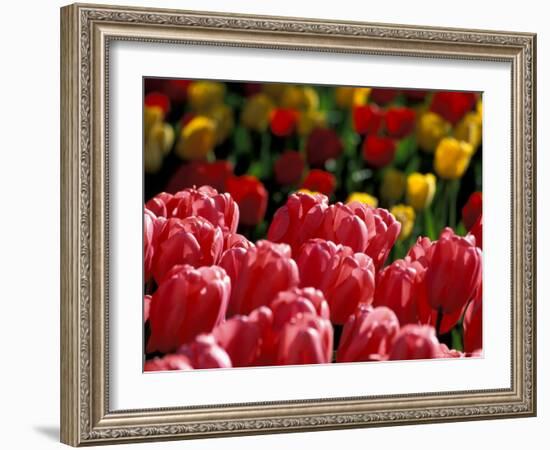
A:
[143, 79, 483, 371]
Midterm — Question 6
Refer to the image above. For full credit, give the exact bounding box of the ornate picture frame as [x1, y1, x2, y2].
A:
[60, 3, 536, 446]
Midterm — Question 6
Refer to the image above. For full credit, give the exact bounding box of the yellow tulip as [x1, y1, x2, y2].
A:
[434, 137, 474, 180]
[144, 122, 174, 173]
[187, 81, 225, 112]
[390, 204, 416, 241]
[303, 87, 320, 111]
[346, 192, 378, 208]
[334, 87, 371, 108]
[262, 83, 286, 102]
[176, 116, 216, 161]
[454, 112, 482, 150]
[417, 111, 452, 153]
[205, 103, 234, 144]
[144, 105, 164, 133]
[380, 168, 406, 203]
[240, 93, 274, 132]
[297, 110, 326, 136]
[406, 172, 436, 211]
[280, 85, 305, 109]
[477, 99, 483, 117]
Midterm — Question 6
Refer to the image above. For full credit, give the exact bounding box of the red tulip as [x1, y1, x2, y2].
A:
[247, 287, 330, 364]
[145, 192, 173, 218]
[144, 295, 152, 323]
[226, 175, 268, 226]
[274, 151, 305, 186]
[362, 136, 397, 168]
[463, 286, 482, 354]
[267, 191, 328, 255]
[389, 325, 441, 360]
[275, 312, 333, 365]
[462, 192, 482, 230]
[178, 334, 232, 369]
[219, 240, 299, 316]
[406, 236, 433, 268]
[305, 127, 343, 166]
[352, 104, 384, 135]
[144, 209, 156, 282]
[171, 186, 240, 233]
[144, 354, 193, 372]
[144, 92, 170, 114]
[468, 215, 483, 249]
[301, 169, 336, 196]
[213, 306, 273, 367]
[222, 232, 254, 252]
[270, 108, 299, 136]
[370, 88, 399, 105]
[166, 161, 233, 194]
[337, 305, 400, 362]
[430, 91, 477, 124]
[384, 107, 416, 138]
[152, 216, 224, 283]
[147, 265, 230, 354]
[297, 239, 375, 324]
[373, 258, 427, 326]
[424, 228, 482, 314]
[361, 207, 401, 270]
[317, 202, 370, 253]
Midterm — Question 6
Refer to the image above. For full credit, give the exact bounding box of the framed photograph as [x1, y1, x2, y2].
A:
[60, 3, 537, 446]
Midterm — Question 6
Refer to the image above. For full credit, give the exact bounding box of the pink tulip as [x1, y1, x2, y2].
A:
[425, 228, 482, 314]
[144, 208, 156, 282]
[267, 192, 329, 255]
[144, 354, 193, 372]
[275, 313, 333, 365]
[147, 265, 230, 354]
[439, 344, 465, 358]
[463, 286, 482, 354]
[222, 232, 254, 252]
[389, 325, 442, 360]
[468, 215, 483, 249]
[317, 203, 370, 253]
[145, 192, 174, 218]
[362, 207, 401, 270]
[178, 334, 232, 369]
[152, 216, 224, 283]
[373, 258, 427, 326]
[337, 305, 400, 362]
[144, 295, 152, 323]
[406, 236, 434, 268]
[297, 239, 375, 324]
[219, 240, 300, 316]
[270, 287, 330, 325]
[213, 306, 273, 367]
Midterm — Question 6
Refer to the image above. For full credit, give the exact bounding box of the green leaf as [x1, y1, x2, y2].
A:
[394, 135, 417, 167]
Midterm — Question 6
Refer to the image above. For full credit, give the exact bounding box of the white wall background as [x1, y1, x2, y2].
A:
[0, 0, 546, 449]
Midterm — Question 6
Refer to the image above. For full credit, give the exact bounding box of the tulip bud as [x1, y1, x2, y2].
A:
[352, 104, 384, 135]
[384, 107, 416, 138]
[434, 137, 474, 180]
[462, 191, 482, 230]
[417, 111, 451, 153]
[226, 175, 268, 226]
[337, 306, 400, 362]
[297, 239, 375, 324]
[187, 81, 225, 112]
[270, 108, 299, 137]
[334, 87, 371, 108]
[205, 103, 234, 144]
[274, 151, 305, 186]
[390, 204, 415, 241]
[147, 265, 231, 354]
[362, 136, 397, 168]
[267, 192, 329, 254]
[240, 93, 274, 132]
[178, 334, 232, 369]
[175, 116, 217, 161]
[389, 325, 441, 360]
[380, 168, 406, 203]
[305, 128, 343, 166]
[346, 192, 378, 208]
[301, 169, 336, 197]
[425, 228, 482, 314]
[454, 111, 482, 150]
[430, 91, 477, 125]
[370, 88, 399, 105]
[219, 241, 299, 316]
[406, 172, 436, 211]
